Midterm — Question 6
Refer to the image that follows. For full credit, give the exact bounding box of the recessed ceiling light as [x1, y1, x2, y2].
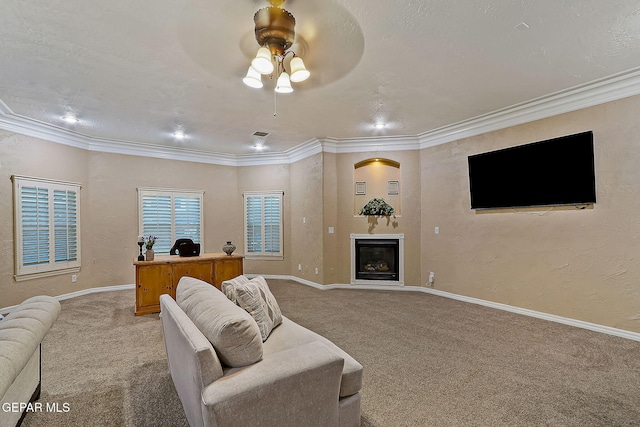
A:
[62, 114, 79, 124]
[253, 143, 266, 151]
[374, 123, 386, 129]
[173, 130, 186, 140]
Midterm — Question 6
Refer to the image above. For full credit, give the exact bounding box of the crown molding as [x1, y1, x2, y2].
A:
[418, 66, 640, 149]
[0, 98, 13, 115]
[320, 135, 420, 154]
[2, 66, 640, 165]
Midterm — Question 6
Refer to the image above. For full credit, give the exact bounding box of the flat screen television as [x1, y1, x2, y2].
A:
[468, 131, 596, 209]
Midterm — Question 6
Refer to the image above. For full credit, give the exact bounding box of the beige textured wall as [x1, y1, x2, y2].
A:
[330, 150, 422, 286]
[1, 133, 90, 307]
[0, 134, 241, 307]
[290, 153, 324, 281]
[421, 95, 640, 332]
[237, 163, 291, 276]
[86, 152, 241, 290]
[323, 153, 340, 283]
[4, 94, 640, 334]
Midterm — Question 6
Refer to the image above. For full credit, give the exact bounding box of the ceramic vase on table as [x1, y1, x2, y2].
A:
[146, 248, 154, 261]
[222, 241, 236, 256]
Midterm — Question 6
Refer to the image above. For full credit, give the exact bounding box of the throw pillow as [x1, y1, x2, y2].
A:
[234, 276, 283, 342]
[176, 277, 263, 367]
[221, 275, 250, 304]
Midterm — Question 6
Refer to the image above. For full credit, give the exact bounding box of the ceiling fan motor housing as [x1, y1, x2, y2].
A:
[254, 6, 296, 56]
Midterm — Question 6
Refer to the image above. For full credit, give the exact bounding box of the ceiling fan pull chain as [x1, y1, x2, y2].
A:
[273, 60, 279, 117]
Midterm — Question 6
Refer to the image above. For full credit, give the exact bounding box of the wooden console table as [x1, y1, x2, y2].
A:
[133, 252, 243, 315]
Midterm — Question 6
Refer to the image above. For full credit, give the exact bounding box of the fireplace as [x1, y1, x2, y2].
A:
[351, 234, 404, 285]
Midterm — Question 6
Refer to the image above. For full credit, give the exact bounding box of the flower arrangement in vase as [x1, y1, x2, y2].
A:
[144, 235, 158, 261]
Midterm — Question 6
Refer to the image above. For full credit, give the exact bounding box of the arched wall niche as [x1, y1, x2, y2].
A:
[353, 158, 401, 215]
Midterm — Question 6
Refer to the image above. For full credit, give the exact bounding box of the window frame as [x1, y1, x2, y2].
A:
[243, 190, 284, 260]
[137, 187, 204, 255]
[12, 175, 82, 281]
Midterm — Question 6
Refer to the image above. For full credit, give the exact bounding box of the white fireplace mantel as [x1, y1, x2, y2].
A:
[350, 234, 404, 286]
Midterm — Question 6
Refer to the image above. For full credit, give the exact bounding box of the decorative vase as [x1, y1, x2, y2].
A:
[222, 241, 236, 256]
[146, 248, 154, 261]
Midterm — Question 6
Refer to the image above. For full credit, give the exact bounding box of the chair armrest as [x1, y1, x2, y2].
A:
[201, 341, 344, 427]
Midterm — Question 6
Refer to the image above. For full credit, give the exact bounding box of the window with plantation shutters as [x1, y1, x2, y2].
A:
[244, 191, 283, 259]
[12, 175, 81, 281]
[137, 188, 203, 254]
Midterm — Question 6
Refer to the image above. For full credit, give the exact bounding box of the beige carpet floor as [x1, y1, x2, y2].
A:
[22, 279, 640, 426]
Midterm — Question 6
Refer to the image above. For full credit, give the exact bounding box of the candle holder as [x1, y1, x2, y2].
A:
[137, 240, 145, 261]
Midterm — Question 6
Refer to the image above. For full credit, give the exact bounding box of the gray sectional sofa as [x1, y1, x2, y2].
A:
[160, 276, 363, 427]
[0, 296, 61, 427]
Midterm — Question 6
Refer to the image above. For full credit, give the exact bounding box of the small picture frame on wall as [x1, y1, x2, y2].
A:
[388, 180, 399, 195]
[355, 181, 366, 195]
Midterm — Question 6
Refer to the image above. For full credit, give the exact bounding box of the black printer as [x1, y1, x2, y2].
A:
[169, 238, 200, 257]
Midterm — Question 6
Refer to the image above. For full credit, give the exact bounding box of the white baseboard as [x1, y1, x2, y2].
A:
[0, 284, 135, 315]
[4, 277, 639, 343]
[257, 274, 640, 343]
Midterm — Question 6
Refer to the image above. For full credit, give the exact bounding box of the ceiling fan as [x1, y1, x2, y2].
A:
[242, 0, 310, 92]
[176, 0, 365, 91]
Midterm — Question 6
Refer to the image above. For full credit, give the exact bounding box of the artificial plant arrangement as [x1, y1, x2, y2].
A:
[144, 235, 158, 250]
[359, 198, 396, 217]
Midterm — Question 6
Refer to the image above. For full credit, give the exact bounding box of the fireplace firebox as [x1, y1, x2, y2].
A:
[355, 239, 399, 281]
[351, 234, 404, 285]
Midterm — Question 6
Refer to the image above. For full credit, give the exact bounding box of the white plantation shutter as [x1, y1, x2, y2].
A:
[12, 175, 81, 280]
[244, 191, 283, 258]
[264, 195, 281, 253]
[53, 189, 78, 263]
[21, 186, 49, 266]
[141, 194, 173, 254]
[175, 196, 201, 244]
[246, 196, 263, 253]
[138, 188, 203, 255]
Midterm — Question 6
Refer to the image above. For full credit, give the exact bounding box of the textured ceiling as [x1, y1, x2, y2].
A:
[2, 0, 640, 156]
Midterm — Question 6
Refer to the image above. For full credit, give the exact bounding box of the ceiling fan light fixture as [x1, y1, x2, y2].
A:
[275, 72, 293, 93]
[251, 47, 275, 74]
[243, 66, 264, 88]
[289, 57, 310, 82]
[243, 0, 309, 100]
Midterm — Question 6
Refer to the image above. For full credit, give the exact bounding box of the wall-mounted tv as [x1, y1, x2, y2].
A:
[468, 131, 596, 210]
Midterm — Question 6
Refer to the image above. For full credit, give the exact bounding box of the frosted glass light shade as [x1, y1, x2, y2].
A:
[243, 66, 263, 88]
[251, 47, 274, 74]
[275, 72, 293, 93]
[289, 57, 310, 82]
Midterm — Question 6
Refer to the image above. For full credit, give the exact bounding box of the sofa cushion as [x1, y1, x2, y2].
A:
[233, 277, 283, 341]
[263, 317, 363, 398]
[220, 275, 250, 305]
[0, 295, 61, 399]
[176, 277, 263, 368]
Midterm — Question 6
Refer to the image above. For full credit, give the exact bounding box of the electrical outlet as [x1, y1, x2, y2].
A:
[315, 267, 319, 275]
[72, 274, 77, 283]
[298, 264, 302, 271]
[428, 272, 435, 283]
